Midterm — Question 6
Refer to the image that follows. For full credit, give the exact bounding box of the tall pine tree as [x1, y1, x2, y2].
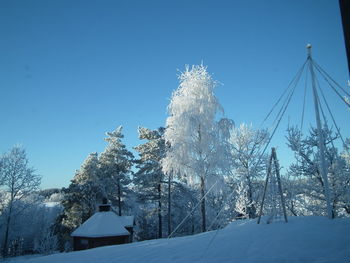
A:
[99, 126, 134, 216]
[72, 152, 101, 219]
[134, 127, 166, 238]
[58, 152, 101, 251]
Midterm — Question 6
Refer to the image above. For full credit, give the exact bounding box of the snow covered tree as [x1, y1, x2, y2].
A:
[62, 152, 101, 231]
[162, 64, 231, 232]
[134, 127, 166, 238]
[34, 224, 58, 255]
[53, 152, 101, 252]
[169, 181, 201, 236]
[229, 123, 268, 218]
[0, 146, 41, 257]
[340, 138, 350, 214]
[286, 126, 350, 217]
[234, 181, 252, 219]
[99, 126, 134, 216]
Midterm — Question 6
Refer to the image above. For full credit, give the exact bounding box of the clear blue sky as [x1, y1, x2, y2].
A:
[0, 0, 349, 189]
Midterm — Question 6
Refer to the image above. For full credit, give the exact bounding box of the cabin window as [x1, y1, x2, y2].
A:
[80, 239, 88, 245]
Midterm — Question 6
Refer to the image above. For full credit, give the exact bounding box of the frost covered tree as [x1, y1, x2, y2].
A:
[341, 138, 350, 214]
[99, 126, 134, 216]
[162, 65, 231, 232]
[0, 190, 62, 256]
[34, 225, 58, 255]
[229, 123, 268, 218]
[286, 126, 350, 217]
[170, 181, 200, 235]
[134, 127, 166, 238]
[234, 181, 252, 219]
[62, 152, 101, 231]
[0, 146, 41, 257]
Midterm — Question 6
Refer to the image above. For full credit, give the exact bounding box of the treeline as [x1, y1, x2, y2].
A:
[1, 65, 349, 258]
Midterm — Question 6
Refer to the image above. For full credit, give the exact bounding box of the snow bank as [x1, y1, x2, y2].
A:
[11, 216, 350, 263]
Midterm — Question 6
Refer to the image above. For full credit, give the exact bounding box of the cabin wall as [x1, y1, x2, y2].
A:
[73, 235, 130, 251]
[125, 227, 134, 242]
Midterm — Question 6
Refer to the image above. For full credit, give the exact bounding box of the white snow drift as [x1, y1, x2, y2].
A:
[10, 216, 350, 263]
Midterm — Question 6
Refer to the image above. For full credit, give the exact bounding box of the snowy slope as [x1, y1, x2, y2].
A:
[11, 216, 350, 263]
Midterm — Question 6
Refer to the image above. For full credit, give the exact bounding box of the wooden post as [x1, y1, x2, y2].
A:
[167, 173, 172, 235]
[258, 147, 288, 224]
[272, 148, 288, 223]
[257, 150, 273, 224]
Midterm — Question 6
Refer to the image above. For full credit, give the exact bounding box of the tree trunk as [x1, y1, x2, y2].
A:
[158, 183, 162, 238]
[117, 178, 122, 216]
[200, 176, 206, 232]
[290, 201, 298, 216]
[191, 213, 195, 234]
[2, 201, 13, 257]
[167, 174, 172, 236]
[246, 176, 256, 218]
[332, 199, 336, 219]
[344, 206, 350, 214]
[198, 124, 206, 232]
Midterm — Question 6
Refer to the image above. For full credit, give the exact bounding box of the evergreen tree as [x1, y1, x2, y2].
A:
[134, 127, 166, 238]
[169, 181, 200, 236]
[99, 126, 134, 216]
[73, 152, 101, 218]
[62, 152, 101, 228]
[57, 152, 101, 250]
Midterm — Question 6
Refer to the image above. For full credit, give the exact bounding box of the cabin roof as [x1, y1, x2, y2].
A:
[71, 212, 134, 238]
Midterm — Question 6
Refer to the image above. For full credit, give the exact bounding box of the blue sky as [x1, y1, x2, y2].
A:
[0, 0, 349, 189]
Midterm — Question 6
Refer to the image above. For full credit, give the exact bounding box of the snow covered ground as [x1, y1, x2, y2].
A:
[6, 216, 350, 263]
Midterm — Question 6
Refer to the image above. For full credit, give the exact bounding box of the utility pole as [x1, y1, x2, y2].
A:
[307, 44, 333, 219]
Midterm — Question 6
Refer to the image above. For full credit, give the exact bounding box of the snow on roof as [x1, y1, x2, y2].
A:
[118, 215, 134, 228]
[71, 212, 133, 238]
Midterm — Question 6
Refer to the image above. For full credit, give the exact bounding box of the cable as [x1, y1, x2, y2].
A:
[210, 60, 306, 236]
[170, 73, 301, 239]
[201, 63, 303, 252]
[260, 59, 308, 127]
[316, 73, 350, 156]
[313, 60, 350, 97]
[167, 179, 219, 238]
[168, 81, 299, 238]
[313, 62, 350, 108]
[316, 88, 340, 172]
[301, 66, 308, 132]
[207, 188, 236, 231]
[294, 62, 309, 184]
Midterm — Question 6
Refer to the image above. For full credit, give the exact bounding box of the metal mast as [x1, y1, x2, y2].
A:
[307, 44, 333, 219]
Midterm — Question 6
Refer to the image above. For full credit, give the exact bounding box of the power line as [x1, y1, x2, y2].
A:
[167, 180, 219, 238]
[315, 67, 350, 156]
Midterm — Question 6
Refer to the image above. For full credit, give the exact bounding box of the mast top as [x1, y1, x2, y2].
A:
[306, 44, 312, 57]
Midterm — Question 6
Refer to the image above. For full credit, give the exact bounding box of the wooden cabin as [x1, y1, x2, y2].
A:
[71, 201, 134, 251]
